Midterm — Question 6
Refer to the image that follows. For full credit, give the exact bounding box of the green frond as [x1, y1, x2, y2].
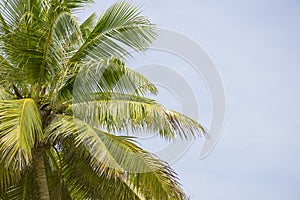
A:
[0, 1, 83, 92]
[0, 12, 9, 34]
[70, 1, 157, 62]
[2, 166, 39, 200]
[94, 130, 186, 199]
[46, 12, 83, 98]
[71, 57, 157, 101]
[0, 0, 29, 28]
[0, 161, 21, 194]
[80, 13, 97, 40]
[105, 57, 158, 95]
[0, 2, 48, 84]
[44, 114, 124, 175]
[58, 0, 94, 11]
[70, 95, 206, 140]
[94, 92, 157, 104]
[45, 115, 185, 199]
[0, 0, 51, 32]
[48, 12, 83, 70]
[35, 11, 83, 95]
[57, 143, 141, 199]
[0, 99, 43, 169]
[58, 57, 157, 104]
[0, 55, 18, 86]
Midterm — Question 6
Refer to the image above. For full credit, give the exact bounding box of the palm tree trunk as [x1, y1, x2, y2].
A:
[33, 149, 50, 200]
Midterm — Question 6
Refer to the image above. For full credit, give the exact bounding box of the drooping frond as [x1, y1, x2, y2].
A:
[56, 143, 142, 199]
[0, 161, 21, 195]
[70, 1, 157, 62]
[97, 57, 157, 95]
[1, 167, 39, 200]
[45, 114, 186, 199]
[92, 130, 186, 199]
[44, 114, 124, 174]
[70, 94, 206, 140]
[0, 99, 43, 169]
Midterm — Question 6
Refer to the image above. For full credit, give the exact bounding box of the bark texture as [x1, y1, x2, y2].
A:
[33, 149, 50, 200]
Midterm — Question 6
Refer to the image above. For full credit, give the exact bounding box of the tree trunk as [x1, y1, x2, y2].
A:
[33, 149, 51, 200]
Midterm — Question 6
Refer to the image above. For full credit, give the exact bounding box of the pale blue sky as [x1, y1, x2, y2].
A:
[78, 0, 300, 199]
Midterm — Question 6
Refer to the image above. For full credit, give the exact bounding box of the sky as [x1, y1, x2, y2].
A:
[77, 0, 300, 199]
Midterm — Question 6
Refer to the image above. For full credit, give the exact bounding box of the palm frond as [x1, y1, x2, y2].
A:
[44, 114, 124, 174]
[57, 0, 94, 11]
[70, 1, 157, 62]
[2, 166, 39, 200]
[0, 55, 18, 86]
[59, 57, 157, 103]
[74, 57, 157, 98]
[80, 12, 97, 40]
[0, 161, 21, 194]
[45, 114, 186, 199]
[0, 1, 83, 94]
[70, 94, 206, 140]
[34, 11, 83, 95]
[0, 12, 9, 34]
[57, 143, 142, 199]
[0, 99, 43, 169]
[46, 12, 83, 99]
[0, 0, 29, 28]
[93, 129, 186, 199]
[0, 0, 48, 85]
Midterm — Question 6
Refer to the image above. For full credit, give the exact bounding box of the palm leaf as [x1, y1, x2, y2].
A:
[0, 55, 18, 85]
[0, 99, 43, 169]
[0, 0, 31, 28]
[70, 93, 206, 140]
[45, 114, 186, 199]
[57, 143, 142, 199]
[93, 129, 186, 199]
[0, 161, 21, 195]
[46, 12, 83, 99]
[59, 57, 157, 104]
[80, 12, 97, 40]
[1, 166, 39, 200]
[70, 1, 157, 62]
[0, 1, 83, 93]
[58, 0, 94, 11]
[72, 57, 157, 99]
[44, 114, 124, 174]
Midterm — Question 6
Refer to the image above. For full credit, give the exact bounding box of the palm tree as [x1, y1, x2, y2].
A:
[0, 0, 206, 199]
